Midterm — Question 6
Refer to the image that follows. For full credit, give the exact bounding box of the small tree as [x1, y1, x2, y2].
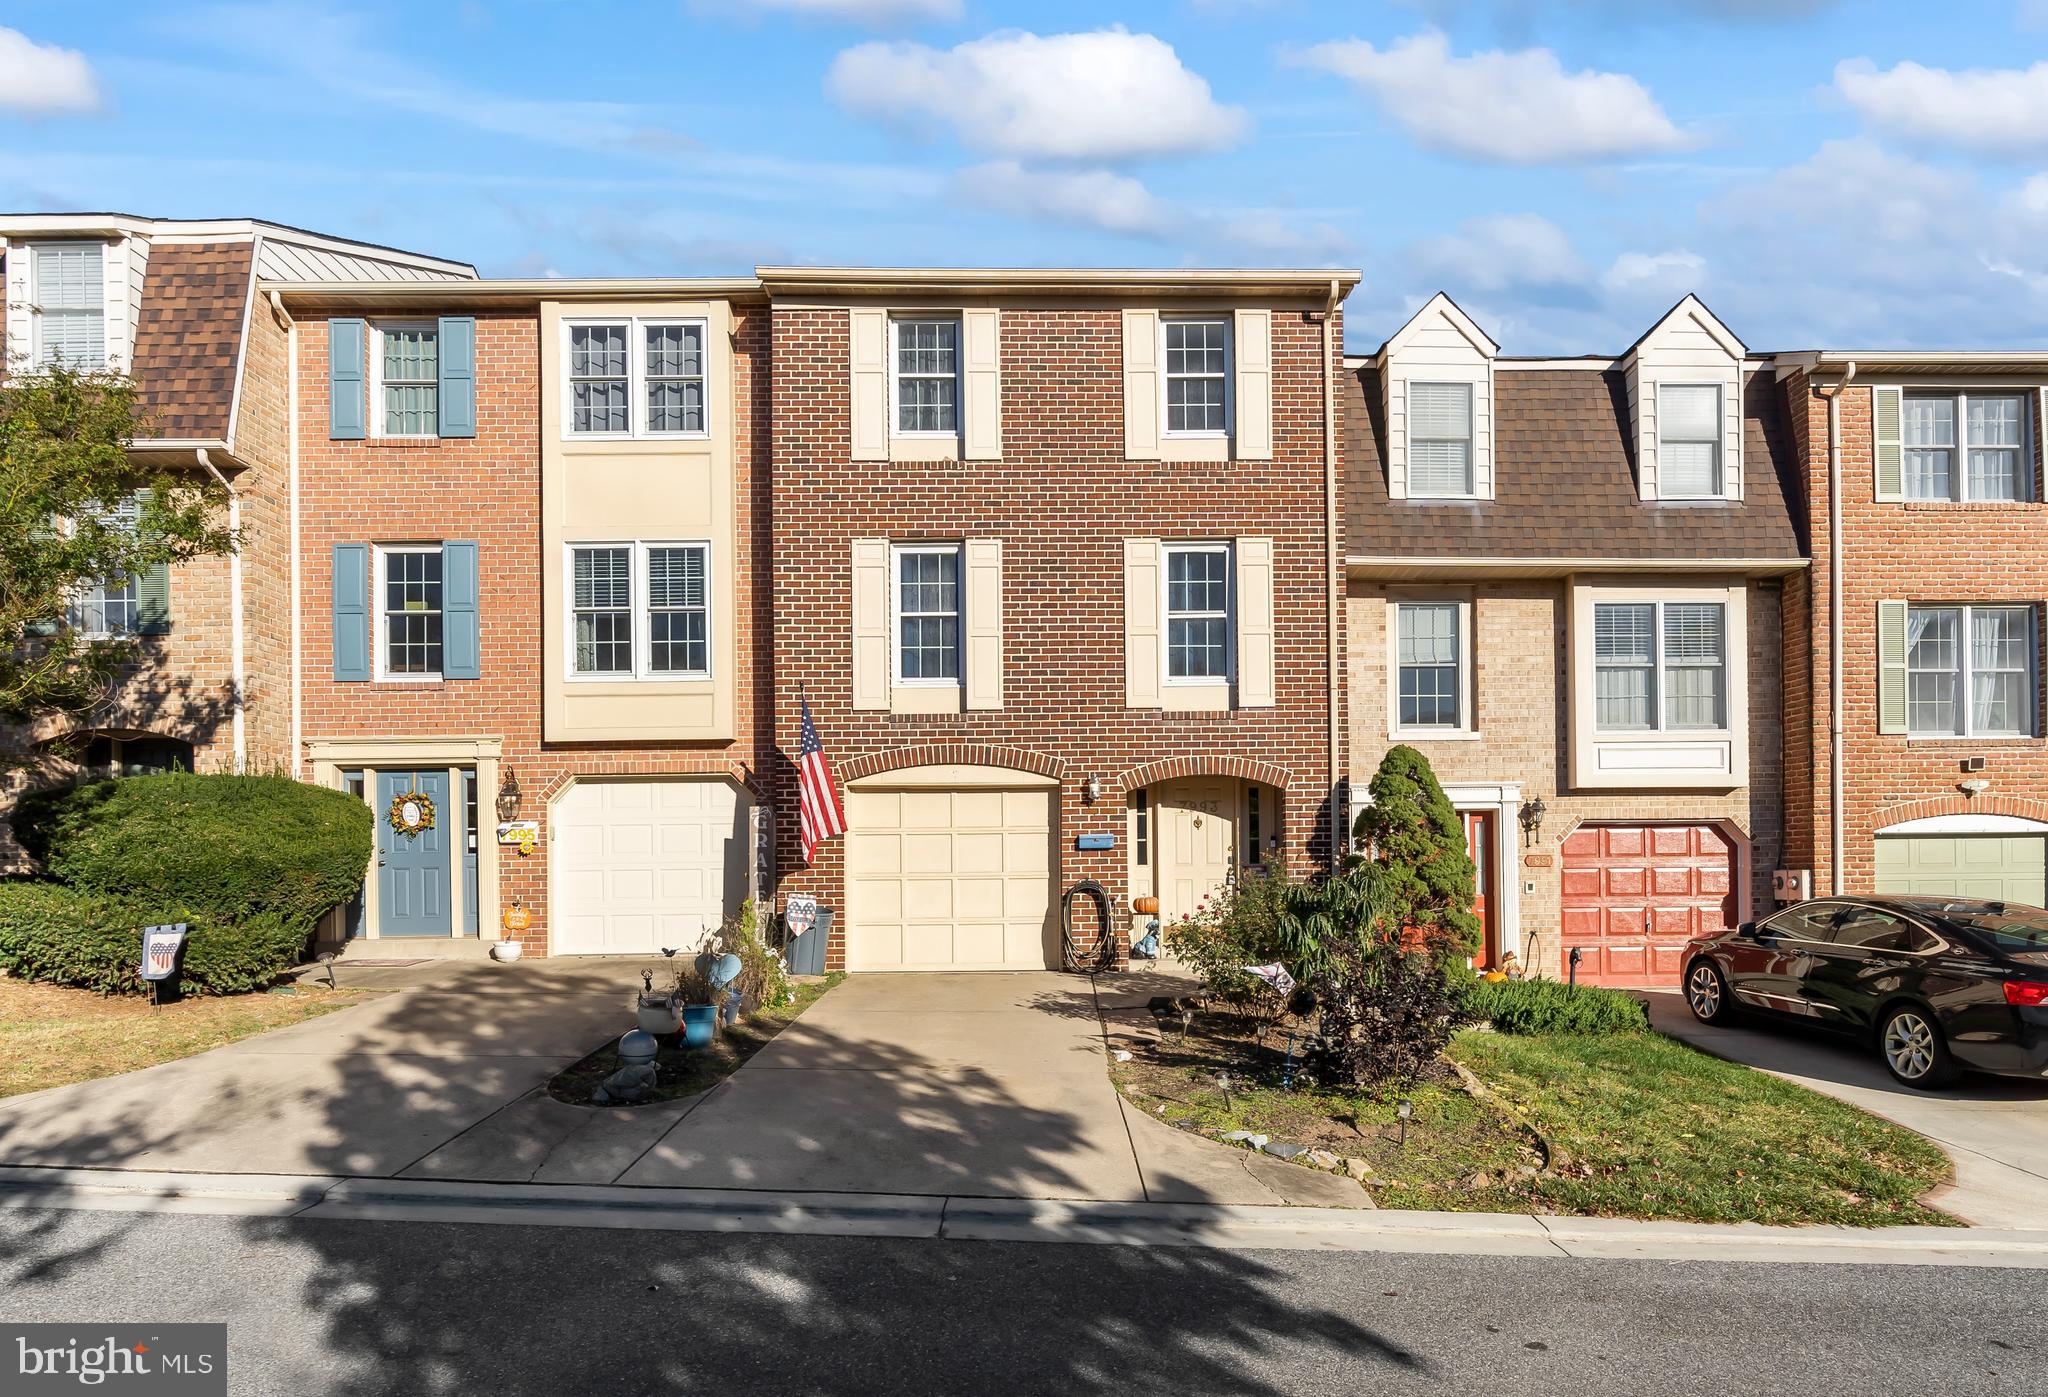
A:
[1351, 744, 1480, 965]
[0, 365, 233, 762]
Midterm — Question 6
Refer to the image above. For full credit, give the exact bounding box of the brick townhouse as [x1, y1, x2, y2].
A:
[1777, 351, 2048, 910]
[0, 214, 470, 861]
[1345, 294, 1806, 985]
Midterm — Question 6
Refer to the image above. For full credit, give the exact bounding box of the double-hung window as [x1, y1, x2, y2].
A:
[892, 543, 961, 685]
[374, 323, 439, 436]
[568, 542, 711, 680]
[68, 494, 141, 637]
[1165, 543, 1231, 682]
[1395, 601, 1464, 731]
[1163, 317, 1229, 435]
[1408, 383, 1474, 496]
[1658, 383, 1723, 498]
[1905, 604, 2034, 737]
[1905, 391, 2028, 502]
[1593, 600, 1726, 732]
[33, 242, 106, 368]
[566, 320, 709, 438]
[376, 545, 444, 679]
[891, 318, 959, 435]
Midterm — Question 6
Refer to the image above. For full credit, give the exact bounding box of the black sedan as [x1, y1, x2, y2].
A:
[1683, 895, 2048, 1089]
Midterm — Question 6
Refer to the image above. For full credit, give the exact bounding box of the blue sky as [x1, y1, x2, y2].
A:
[3, 1, 2046, 354]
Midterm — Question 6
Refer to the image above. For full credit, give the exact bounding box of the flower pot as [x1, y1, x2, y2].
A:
[637, 993, 683, 1037]
[489, 941, 524, 963]
[681, 1003, 718, 1049]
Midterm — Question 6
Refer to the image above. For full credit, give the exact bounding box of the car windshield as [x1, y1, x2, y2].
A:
[1940, 905, 2048, 954]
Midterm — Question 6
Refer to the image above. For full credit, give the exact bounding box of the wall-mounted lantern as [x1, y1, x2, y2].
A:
[497, 765, 524, 823]
[1518, 795, 1547, 846]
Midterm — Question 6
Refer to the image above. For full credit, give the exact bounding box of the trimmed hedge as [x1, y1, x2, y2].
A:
[0, 882, 306, 995]
[12, 772, 370, 928]
[1462, 977, 1650, 1036]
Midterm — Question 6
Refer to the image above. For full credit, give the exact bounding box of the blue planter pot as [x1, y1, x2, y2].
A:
[681, 1004, 718, 1049]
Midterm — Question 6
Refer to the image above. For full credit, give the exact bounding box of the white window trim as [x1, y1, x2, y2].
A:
[1388, 595, 1477, 739]
[888, 315, 963, 441]
[1405, 381, 1480, 500]
[562, 540, 714, 683]
[1904, 602, 2038, 740]
[1591, 598, 1730, 735]
[1900, 387, 2034, 504]
[1655, 381, 1725, 500]
[29, 240, 110, 371]
[369, 319, 439, 439]
[1160, 541, 1235, 687]
[560, 317, 712, 442]
[889, 541, 964, 689]
[373, 543, 446, 684]
[1160, 314, 1234, 440]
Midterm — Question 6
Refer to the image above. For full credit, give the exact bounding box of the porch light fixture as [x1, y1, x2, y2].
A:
[1084, 774, 1103, 804]
[496, 765, 524, 823]
[1518, 796, 1547, 846]
[1959, 778, 1991, 799]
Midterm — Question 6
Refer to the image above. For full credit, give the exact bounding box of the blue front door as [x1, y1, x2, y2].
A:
[377, 769, 452, 937]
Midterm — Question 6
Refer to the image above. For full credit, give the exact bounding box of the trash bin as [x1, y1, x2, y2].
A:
[784, 908, 831, 976]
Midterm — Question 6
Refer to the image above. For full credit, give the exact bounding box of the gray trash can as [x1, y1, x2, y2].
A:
[784, 907, 831, 977]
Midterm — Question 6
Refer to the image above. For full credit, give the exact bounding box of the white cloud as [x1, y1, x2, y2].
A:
[0, 26, 101, 115]
[1292, 30, 1692, 164]
[1835, 57, 2048, 155]
[725, 0, 962, 22]
[827, 27, 1248, 162]
[1411, 213, 1588, 291]
[955, 161, 1174, 236]
[1602, 249, 1706, 296]
[1207, 211, 1354, 263]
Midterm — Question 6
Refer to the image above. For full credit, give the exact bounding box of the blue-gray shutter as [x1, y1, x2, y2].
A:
[437, 316, 476, 439]
[332, 543, 370, 681]
[328, 319, 366, 440]
[442, 540, 480, 680]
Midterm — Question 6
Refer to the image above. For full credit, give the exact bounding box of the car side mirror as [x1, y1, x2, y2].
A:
[1735, 921, 1758, 939]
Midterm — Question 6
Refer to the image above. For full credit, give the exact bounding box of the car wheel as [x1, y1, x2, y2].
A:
[1685, 959, 1736, 1025]
[1879, 1005, 1960, 1090]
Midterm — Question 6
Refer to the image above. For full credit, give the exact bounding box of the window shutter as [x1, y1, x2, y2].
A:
[964, 538, 1003, 709]
[1233, 308, 1272, 460]
[1124, 537, 1162, 708]
[962, 308, 1002, 461]
[851, 538, 889, 709]
[849, 309, 888, 462]
[1873, 386, 1904, 502]
[1122, 310, 1160, 459]
[442, 540, 480, 679]
[1877, 599, 1908, 734]
[332, 543, 370, 681]
[328, 319, 366, 441]
[1235, 536, 1275, 708]
[437, 316, 476, 439]
[135, 561, 171, 635]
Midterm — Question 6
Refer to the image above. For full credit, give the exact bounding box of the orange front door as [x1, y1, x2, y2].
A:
[1560, 823, 1735, 987]
[1463, 811, 1496, 968]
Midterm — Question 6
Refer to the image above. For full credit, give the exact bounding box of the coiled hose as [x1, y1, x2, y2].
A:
[1061, 879, 1118, 974]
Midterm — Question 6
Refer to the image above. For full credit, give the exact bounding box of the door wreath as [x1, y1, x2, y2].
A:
[389, 787, 437, 838]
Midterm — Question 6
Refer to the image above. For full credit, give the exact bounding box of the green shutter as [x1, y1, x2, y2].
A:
[1877, 599, 1909, 734]
[1873, 386, 1903, 501]
[441, 540, 479, 679]
[332, 543, 370, 681]
[135, 561, 171, 635]
[328, 319, 366, 441]
[437, 316, 476, 438]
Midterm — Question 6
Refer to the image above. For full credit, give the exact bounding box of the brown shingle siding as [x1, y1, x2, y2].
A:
[130, 242, 254, 439]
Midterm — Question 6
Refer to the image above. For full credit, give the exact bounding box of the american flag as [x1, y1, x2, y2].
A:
[796, 696, 846, 865]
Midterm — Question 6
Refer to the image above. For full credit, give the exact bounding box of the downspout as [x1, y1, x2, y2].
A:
[1817, 360, 1856, 894]
[1323, 279, 1343, 863]
[195, 448, 245, 773]
[270, 289, 301, 779]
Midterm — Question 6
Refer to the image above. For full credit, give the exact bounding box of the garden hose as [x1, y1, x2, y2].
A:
[1061, 879, 1117, 974]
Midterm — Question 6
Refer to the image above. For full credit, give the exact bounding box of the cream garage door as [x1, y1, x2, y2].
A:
[1874, 834, 2047, 907]
[845, 782, 1055, 971]
[552, 779, 745, 955]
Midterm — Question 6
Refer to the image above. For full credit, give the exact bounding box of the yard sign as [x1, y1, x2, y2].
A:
[140, 923, 190, 982]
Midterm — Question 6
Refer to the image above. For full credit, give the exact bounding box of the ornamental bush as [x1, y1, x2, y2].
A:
[1163, 855, 1302, 1014]
[1461, 977, 1650, 1036]
[0, 882, 306, 995]
[12, 771, 371, 929]
[1351, 745, 1480, 966]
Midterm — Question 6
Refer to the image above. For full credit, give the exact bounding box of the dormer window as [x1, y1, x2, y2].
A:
[32, 241, 105, 368]
[1409, 383, 1475, 497]
[1657, 384, 1723, 498]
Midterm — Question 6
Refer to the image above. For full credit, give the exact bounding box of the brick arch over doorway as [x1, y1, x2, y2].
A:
[1116, 755, 1293, 794]
[837, 743, 1066, 785]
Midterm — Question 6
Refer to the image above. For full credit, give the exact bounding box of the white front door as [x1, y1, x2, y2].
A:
[551, 778, 745, 955]
[1156, 778, 1237, 925]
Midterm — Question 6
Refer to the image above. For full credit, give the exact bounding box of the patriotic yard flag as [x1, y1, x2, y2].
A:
[797, 697, 846, 865]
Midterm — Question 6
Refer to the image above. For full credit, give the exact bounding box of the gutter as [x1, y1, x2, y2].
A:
[1816, 361, 1857, 895]
[1324, 278, 1344, 863]
[195, 448, 245, 774]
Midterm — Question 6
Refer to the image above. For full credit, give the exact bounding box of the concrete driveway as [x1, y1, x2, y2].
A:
[1648, 991, 2048, 1227]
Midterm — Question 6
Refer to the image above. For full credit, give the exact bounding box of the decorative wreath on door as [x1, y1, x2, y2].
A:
[388, 787, 437, 838]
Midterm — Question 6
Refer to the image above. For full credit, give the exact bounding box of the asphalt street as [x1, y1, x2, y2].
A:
[2, 1207, 2042, 1396]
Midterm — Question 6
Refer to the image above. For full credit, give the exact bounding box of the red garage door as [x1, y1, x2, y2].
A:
[1560, 824, 1736, 988]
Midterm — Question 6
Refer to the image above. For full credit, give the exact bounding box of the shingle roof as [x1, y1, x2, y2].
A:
[1345, 366, 1807, 563]
[129, 242, 254, 439]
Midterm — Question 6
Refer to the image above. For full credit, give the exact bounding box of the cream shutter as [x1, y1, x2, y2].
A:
[962, 308, 1002, 461]
[852, 538, 890, 710]
[1235, 536, 1275, 708]
[850, 308, 888, 462]
[1233, 308, 1272, 460]
[1873, 385, 1903, 502]
[1124, 537, 1162, 708]
[964, 538, 1003, 710]
[1123, 310, 1160, 459]
[1876, 599, 1908, 734]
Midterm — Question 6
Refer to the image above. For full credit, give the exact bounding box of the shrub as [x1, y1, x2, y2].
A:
[1351, 745, 1480, 965]
[1309, 940, 1476, 1092]
[0, 882, 306, 995]
[1163, 856, 1299, 1013]
[1462, 977, 1649, 1036]
[12, 771, 371, 930]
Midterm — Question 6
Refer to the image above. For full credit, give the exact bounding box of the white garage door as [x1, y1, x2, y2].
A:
[1875, 834, 2047, 907]
[552, 779, 745, 955]
[845, 784, 1055, 971]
